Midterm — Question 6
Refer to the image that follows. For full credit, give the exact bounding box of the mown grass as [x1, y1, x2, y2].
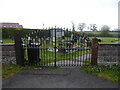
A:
[2, 36, 119, 44]
[2, 39, 14, 43]
[85, 31, 119, 35]
[80, 65, 120, 82]
[24, 49, 91, 65]
[2, 63, 60, 78]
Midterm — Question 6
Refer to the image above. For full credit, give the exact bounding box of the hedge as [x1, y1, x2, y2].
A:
[2, 28, 119, 39]
[2, 27, 50, 39]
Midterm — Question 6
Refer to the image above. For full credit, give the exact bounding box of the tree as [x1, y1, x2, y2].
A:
[90, 24, 97, 32]
[100, 25, 110, 36]
[78, 23, 86, 32]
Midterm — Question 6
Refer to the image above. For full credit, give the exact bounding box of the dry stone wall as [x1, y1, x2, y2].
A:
[0, 43, 119, 65]
[97, 43, 119, 65]
[0, 44, 16, 64]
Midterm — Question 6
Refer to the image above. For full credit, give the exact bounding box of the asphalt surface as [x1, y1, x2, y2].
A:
[2, 68, 118, 88]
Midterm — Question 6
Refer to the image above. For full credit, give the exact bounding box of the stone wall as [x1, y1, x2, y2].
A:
[97, 43, 119, 65]
[1, 43, 119, 65]
[0, 44, 16, 64]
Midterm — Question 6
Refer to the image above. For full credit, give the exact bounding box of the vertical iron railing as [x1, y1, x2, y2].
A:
[54, 26, 57, 67]
[19, 26, 92, 67]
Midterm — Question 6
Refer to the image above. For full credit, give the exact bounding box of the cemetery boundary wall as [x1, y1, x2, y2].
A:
[0, 44, 16, 64]
[97, 43, 119, 65]
[0, 43, 119, 65]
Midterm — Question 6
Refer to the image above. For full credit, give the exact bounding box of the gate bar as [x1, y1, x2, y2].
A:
[54, 26, 57, 67]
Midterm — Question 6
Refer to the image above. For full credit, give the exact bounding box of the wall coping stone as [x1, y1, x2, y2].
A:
[99, 43, 120, 46]
[0, 44, 15, 46]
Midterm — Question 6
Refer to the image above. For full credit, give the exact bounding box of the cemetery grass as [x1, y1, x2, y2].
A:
[24, 49, 90, 65]
[2, 37, 119, 44]
[2, 39, 14, 43]
[80, 65, 120, 82]
[2, 64, 59, 78]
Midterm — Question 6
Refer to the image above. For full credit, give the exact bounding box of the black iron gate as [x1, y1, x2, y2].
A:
[18, 27, 92, 66]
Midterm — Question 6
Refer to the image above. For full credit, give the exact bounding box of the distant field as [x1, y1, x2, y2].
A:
[85, 31, 119, 35]
[89, 37, 119, 43]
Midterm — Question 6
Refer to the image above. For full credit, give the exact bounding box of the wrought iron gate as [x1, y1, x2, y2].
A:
[19, 27, 92, 66]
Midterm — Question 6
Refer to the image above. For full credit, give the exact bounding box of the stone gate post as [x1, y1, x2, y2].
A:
[14, 29, 24, 66]
[91, 38, 99, 66]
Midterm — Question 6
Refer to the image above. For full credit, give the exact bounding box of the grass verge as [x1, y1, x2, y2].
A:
[80, 64, 120, 82]
[2, 64, 60, 79]
[2, 64, 24, 78]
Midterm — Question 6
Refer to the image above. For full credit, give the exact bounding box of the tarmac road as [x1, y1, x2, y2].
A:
[2, 68, 118, 88]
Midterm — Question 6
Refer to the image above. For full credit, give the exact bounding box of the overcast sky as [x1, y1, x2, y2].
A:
[0, 0, 119, 30]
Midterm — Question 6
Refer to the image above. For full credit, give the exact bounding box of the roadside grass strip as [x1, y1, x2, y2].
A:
[80, 65, 120, 82]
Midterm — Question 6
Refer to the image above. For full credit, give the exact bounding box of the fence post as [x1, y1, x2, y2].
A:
[91, 38, 98, 66]
[14, 29, 24, 66]
[54, 26, 57, 67]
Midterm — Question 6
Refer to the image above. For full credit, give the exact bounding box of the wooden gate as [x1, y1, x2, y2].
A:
[14, 27, 96, 67]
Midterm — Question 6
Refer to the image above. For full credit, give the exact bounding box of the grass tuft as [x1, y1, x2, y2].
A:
[2, 64, 60, 78]
[80, 64, 120, 82]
